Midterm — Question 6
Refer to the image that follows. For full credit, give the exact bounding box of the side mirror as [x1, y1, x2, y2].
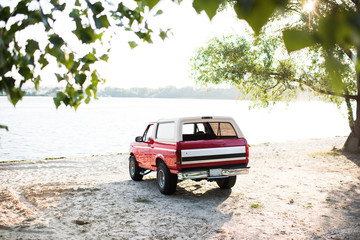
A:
[135, 136, 143, 142]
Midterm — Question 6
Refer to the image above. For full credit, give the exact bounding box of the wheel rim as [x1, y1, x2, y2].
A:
[130, 159, 135, 176]
[158, 169, 165, 189]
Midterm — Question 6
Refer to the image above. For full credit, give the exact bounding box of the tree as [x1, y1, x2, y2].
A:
[190, 33, 355, 136]
[0, 0, 171, 130]
[190, 0, 360, 152]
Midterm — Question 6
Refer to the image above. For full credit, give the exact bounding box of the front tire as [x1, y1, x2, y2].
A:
[216, 176, 236, 189]
[129, 155, 143, 181]
[157, 162, 177, 195]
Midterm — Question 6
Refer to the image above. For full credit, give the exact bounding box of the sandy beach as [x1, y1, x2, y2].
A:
[1, 136, 359, 239]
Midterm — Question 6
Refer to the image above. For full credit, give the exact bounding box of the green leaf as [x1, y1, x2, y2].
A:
[50, 0, 66, 11]
[325, 52, 346, 92]
[0, 6, 11, 21]
[234, 0, 286, 34]
[65, 52, 74, 71]
[159, 29, 167, 40]
[88, 1, 104, 16]
[154, 9, 163, 17]
[91, 71, 99, 85]
[49, 34, 64, 47]
[0, 124, 9, 131]
[14, 1, 29, 15]
[9, 87, 25, 106]
[128, 41, 138, 49]
[80, 52, 96, 64]
[54, 91, 69, 107]
[25, 40, 39, 54]
[33, 76, 41, 90]
[283, 30, 316, 53]
[53, 97, 61, 108]
[72, 26, 101, 44]
[69, 9, 81, 27]
[19, 66, 32, 80]
[100, 54, 109, 62]
[39, 54, 49, 69]
[75, 73, 86, 85]
[94, 15, 110, 29]
[143, 0, 161, 10]
[70, 61, 80, 73]
[40, 12, 51, 31]
[55, 73, 65, 82]
[193, 0, 222, 20]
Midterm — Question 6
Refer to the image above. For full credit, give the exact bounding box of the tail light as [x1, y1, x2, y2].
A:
[246, 144, 249, 158]
[175, 143, 182, 170]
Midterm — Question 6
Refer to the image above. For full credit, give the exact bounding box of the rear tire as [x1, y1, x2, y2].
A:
[129, 155, 143, 181]
[216, 176, 236, 189]
[157, 162, 177, 195]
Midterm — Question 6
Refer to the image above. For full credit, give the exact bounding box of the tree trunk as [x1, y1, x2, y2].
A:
[344, 74, 360, 152]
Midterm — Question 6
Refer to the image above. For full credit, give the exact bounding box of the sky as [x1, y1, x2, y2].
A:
[5, 0, 247, 90]
[97, 0, 247, 89]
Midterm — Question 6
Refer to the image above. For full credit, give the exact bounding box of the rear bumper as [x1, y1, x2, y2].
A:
[177, 165, 250, 180]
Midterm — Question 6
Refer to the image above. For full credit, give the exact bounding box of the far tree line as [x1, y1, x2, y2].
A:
[0, 86, 241, 100]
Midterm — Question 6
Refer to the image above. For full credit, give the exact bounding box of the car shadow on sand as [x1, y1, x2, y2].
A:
[41, 177, 235, 239]
[0, 177, 235, 239]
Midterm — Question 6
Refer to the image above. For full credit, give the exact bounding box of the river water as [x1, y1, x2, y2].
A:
[0, 96, 349, 161]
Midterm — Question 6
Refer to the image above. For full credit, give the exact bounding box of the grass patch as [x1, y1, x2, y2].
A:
[309, 148, 343, 158]
[133, 197, 152, 203]
[250, 203, 263, 209]
[45, 157, 66, 160]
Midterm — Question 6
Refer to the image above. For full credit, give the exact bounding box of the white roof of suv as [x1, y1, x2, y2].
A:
[156, 116, 244, 141]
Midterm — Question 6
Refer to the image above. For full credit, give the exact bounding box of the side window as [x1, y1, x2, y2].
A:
[143, 124, 154, 142]
[156, 122, 175, 140]
[182, 123, 194, 134]
[183, 123, 205, 134]
[195, 123, 205, 133]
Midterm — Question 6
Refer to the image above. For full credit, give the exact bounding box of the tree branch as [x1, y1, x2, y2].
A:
[268, 72, 358, 100]
[351, 0, 359, 7]
[345, 88, 355, 130]
[296, 79, 357, 100]
[340, 45, 354, 60]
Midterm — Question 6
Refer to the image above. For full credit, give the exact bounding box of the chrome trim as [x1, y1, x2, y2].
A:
[178, 166, 250, 180]
[222, 167, 250, 176]
[178, 171, 208, 180]
[153, 147, 176, 152]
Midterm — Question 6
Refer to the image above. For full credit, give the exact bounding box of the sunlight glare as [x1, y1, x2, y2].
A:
[303, 0, 316, 13]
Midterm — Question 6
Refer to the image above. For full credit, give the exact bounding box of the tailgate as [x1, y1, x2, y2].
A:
[179, 138, 248, 168]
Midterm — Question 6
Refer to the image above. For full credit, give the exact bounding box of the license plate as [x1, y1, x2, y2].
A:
[209, 168, 222, 177]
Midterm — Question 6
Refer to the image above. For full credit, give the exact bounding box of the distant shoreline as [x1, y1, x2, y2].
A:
[0, 86, 242, 100]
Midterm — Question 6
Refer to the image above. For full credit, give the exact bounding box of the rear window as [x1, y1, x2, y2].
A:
[209, 122, 237, 137]
[182, 122, 237, 141]
[156, 122, 175, 140]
